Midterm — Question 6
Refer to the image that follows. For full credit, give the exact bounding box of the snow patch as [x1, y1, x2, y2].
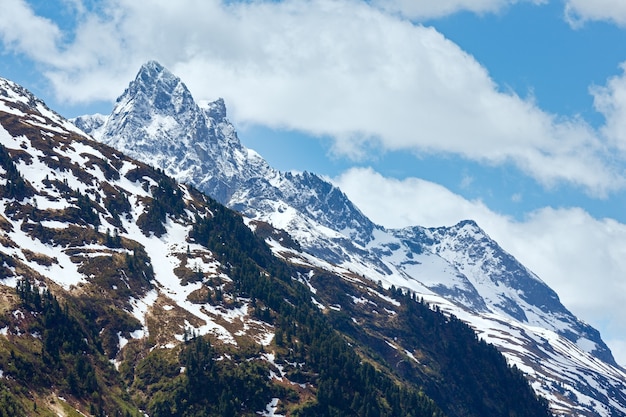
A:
[259, 398, 284, 417]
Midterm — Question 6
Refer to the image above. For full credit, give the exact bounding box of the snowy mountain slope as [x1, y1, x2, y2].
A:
[79, 62, 376, 249]
[441, 300, 626, 416]
[268, 235, 626, 417]
[0, 75, 555, 417]
[0, 75, 337, 415]
[0, 76, 266, 349]
[75, 62, 626, 416]
[397, 221, 615, 364]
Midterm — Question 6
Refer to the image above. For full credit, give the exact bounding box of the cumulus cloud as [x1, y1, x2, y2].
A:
[0, 0, 62, 63]
[593, 63, 626, 151]
[332, 167, 496, 228]
[565, 0, 626, 27]
[335, 167, 626, 365]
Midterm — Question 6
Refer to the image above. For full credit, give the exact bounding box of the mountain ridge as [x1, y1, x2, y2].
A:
[0, 73, 554, 417]
[77, 61, 615, 360]
[73, 61, 626, 416]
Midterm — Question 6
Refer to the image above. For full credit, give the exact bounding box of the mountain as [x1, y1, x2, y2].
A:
[76, 61, 626, 416]
[0, 74, 554, 416]
[74, 60, 272, 205]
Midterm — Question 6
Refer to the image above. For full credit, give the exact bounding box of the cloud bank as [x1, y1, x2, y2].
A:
[1, 0, 626, 195]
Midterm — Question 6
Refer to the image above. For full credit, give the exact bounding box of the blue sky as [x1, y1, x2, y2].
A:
[2, 0, 626, 366]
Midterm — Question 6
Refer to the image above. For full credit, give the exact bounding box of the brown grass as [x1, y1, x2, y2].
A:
[21, 249, 58, 266]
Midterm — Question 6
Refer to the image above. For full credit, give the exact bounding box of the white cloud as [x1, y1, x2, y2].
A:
[371, 0, 546, 20]
[0, 0, 62, 63]
[335, 167, 626, 366]
[1, 0, 624, 195]
[565, 0, 626, 27]
[593, 63, 626, 151]
[333, 167, 496, 228]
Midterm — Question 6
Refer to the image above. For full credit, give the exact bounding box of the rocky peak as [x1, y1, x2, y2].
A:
[87, 62, 275, 205]
[95, 62, 209, 176]
[72, 113, 107, 135]
[137, 60, 165, 81]
[112, 60, 195, 119]
[416, 220, 617, 365]
[201, 97, 227, 121]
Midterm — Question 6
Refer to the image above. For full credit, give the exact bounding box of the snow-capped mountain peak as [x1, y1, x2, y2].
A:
[76, 60, 274, 204]
[411, 220, 615, 364]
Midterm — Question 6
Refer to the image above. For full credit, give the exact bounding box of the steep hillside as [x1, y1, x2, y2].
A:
[76, 61, 626, 417]
[0, 76, 552, 416]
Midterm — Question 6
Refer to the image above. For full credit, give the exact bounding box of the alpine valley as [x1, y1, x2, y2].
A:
[0, 61, 622, 417]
